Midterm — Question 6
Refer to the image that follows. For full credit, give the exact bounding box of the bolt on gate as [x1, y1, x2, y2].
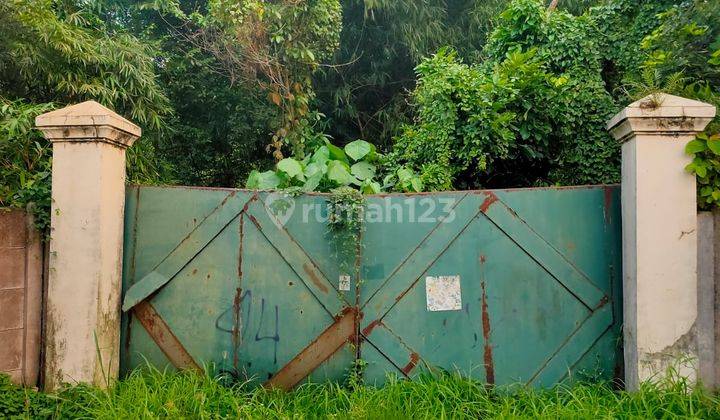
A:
[120, 185, 622, 389]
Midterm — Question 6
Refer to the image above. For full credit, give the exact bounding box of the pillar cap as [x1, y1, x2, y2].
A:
[607, 93, 716, 142]
[35, 101, 141, 148]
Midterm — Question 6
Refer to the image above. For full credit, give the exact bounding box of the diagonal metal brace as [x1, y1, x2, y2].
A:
[122, 192, 256, 311]
[265, 308, 357, 390]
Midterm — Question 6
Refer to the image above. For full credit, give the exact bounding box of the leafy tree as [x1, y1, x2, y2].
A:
[637, 0, 720, 209]
[387, 0, 622, 190]
[315, 0, 510, 151]
[387, 48, 549, 190]
[381, 0, 720, 192]
[640, 0, 720, 89]
[157, 47, 278, 187]
[314, 0, 604, 150]
[118, 0, 344, 183]
[0, 100, 54, 230]
[0, 0, 171, 128]
[195, 0, 343, 160]
[0, 0, 172, 225]
[92, 0, 282, 187]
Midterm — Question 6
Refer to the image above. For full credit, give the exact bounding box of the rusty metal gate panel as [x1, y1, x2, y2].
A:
[121, 185, 621, 388]
[359, 187, 621, 386]
[121, 187, 357, 388]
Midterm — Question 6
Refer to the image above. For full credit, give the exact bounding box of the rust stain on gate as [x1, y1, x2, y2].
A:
[265, 307, 357, 390]
[233, 214, 246, 370]
[121, 185, 623, 389]
[479, 191, 499, 213]
[232, 287, 242, 370]
[480, 281, 495, 385]
[303, 263, 329, 294]
[133, 301, 200, 371]
[400, 352, 420, 375]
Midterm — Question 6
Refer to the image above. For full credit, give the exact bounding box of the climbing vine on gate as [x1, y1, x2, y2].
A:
[326, 186, 365, 281]
[326, 186, 367, 383]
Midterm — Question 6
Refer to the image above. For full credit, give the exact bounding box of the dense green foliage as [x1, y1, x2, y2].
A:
[155, 47, 275, 187]
[0, 100, 54, 230]
[0, 0, 171, 128]
[204, 0, 343, 160]
[386, 0, 673, 191]
[2, 370, 719, 419]
[639, 0, 720, 90]
[686, 133, 720, 208]
[112, 1, 279, 187]
[315, 0, 602, 149]
[96, 0, 343, 186]
[253, 0, 720, 194]
[0, 0, 173, 226]
[640, 0, 720, 210]
[3, 0, 720, 210]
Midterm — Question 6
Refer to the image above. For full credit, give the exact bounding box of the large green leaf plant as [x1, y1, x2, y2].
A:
[246, 139, 422, 194]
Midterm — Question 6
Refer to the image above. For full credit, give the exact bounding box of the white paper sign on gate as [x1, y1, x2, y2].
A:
[339, 275, 351, 291]
[425, 275, 462, 311]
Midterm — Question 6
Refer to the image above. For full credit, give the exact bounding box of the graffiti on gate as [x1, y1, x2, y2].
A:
[215, 289, 280, 366]
[122, 185, 623, 388]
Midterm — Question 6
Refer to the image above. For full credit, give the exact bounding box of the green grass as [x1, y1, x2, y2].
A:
[1, 368, 719, 419]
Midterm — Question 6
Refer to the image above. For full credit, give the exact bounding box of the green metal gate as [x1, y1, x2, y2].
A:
[121, 185, 621, 388]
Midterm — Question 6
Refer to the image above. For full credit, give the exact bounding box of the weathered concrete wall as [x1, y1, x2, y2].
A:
[0, 208, 43, 386]
[698, 210, 720, 389]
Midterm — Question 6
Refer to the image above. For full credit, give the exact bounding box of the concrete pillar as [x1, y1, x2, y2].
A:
[607, 93, 716, 390]
[36, 101, 139, 390]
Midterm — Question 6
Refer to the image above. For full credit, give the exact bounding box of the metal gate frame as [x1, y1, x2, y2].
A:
[121, 186, 621, 389]
[122, 190, 360, 389]
[358, 191, 614, 386]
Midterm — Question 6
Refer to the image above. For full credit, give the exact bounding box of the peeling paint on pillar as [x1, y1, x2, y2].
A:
[639, 323, 698, 383]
